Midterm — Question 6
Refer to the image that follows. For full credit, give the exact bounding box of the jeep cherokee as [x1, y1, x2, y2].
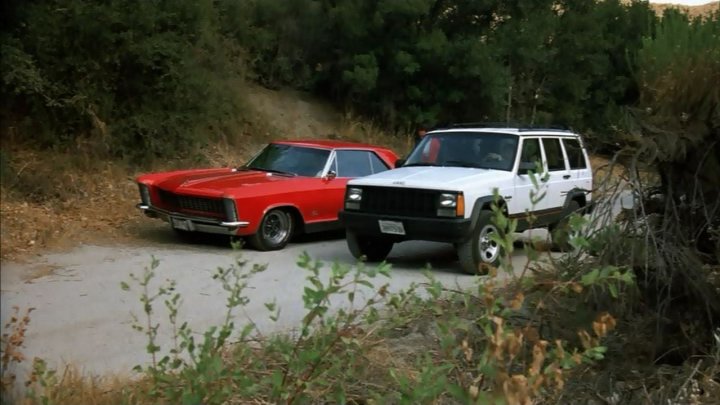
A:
[338, 125, 593, 274]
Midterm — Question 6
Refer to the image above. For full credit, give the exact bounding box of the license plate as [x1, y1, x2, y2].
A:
[171, 218, 193, 231]
[379, 220, 405, 235]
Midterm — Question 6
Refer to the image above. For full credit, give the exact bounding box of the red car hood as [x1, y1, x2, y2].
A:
[156, 169, 295, 194]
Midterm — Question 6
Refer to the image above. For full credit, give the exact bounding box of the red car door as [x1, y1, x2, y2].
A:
[287, 174, 345, 225]
[310, 149, 393, 223]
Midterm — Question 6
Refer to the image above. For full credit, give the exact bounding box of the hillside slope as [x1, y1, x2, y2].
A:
[246, 85, 345, 139]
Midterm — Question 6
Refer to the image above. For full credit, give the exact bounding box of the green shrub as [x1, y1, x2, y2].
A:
[1, 0, 246, 161]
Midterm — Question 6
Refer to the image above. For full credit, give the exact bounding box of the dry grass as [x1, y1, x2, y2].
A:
[243, 84, 411, 154]
[650, 1, 719, 18]
[1, 250, 716, 404]
[335, 114, 411, 155]
[4, 365, 150, 405]
[0, 154, 138, 262]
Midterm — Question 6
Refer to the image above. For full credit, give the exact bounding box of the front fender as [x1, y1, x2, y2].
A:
[469, 195, 507, 230]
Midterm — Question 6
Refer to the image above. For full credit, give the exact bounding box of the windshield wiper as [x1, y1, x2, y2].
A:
[402, 162, 440, 167]
[243, 166, 296, 176]
[443, 160, 483, 168]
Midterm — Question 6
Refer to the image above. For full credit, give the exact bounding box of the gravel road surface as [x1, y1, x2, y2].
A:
[1, 228, 549, 379]
[1, 191, 631, 381]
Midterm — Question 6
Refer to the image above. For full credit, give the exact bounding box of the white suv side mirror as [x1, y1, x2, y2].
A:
[517, 162, 535, 175]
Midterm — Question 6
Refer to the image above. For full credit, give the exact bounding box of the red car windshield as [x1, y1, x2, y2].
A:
[245, 143, 331, 177]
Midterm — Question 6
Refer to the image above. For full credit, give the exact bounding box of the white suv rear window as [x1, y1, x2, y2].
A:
[562, 138, 587, 169]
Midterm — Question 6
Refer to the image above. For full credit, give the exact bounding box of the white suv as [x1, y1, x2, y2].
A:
[338, 125, 593, 274]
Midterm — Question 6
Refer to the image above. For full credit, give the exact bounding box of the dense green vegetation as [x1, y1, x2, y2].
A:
[0, 2, 719, 403]
[1, 0, 244, 159]
[2, 0, 716, 159]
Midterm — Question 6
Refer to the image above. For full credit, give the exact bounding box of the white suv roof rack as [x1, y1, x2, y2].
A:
[431, 122, 573, 133]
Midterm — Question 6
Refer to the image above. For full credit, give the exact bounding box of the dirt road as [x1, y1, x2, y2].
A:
[0, 226, 555, 382]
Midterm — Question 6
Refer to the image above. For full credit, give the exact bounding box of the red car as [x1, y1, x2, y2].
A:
[136, 140, 398, 250]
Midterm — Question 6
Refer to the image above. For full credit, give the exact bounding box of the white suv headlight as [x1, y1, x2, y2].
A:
[345, 187, 363, 210]
[437, 192, 464, 217]
[439, 193, 457, 207]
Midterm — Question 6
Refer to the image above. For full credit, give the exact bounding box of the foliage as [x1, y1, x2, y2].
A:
[618, 7, 719, 214]
[1, 306, 34, 394]
[225, 0, 659, 132]
[1, 0, 245, 161]
[109, 241, 625, 404]
[609, 8, 720, 354]
[4, 0, 716, 152]
[623, 7, 719, 167]
[217, 0, 324, 90]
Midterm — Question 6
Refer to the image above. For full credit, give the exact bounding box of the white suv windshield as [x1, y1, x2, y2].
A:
[405, 132, 519, 171]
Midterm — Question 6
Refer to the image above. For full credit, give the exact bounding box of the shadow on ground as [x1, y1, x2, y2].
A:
[131, 222, 347, 251]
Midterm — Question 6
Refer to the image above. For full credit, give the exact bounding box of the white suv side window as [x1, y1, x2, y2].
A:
[560, 137, 593, 192]
[542, 137, 567, 172]
[519, 138, 542, 173]
[561, 138, 587, 169]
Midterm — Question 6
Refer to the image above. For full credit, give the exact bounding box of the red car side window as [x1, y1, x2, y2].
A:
[369, 152, 390, 173]
[336, 150, 373, 177]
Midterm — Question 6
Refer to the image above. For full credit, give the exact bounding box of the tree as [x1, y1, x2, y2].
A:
[614, 8, 720, 345]
[1, 0, 244, 160]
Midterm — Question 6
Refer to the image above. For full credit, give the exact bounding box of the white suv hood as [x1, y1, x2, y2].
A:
[349, 166, 513, 191]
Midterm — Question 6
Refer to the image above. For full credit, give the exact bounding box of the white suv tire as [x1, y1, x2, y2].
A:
[550, 200, 581, 252]
[456, 210, 501, 274]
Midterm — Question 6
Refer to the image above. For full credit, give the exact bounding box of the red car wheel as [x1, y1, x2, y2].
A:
[249, 209, 294, 251]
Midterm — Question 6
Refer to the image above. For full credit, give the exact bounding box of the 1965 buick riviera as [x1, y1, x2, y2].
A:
[136, 140, 398, 250]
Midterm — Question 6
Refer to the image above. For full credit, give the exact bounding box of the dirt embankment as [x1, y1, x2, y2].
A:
[0, 149, 146, 262]
[650, 1, 719, 17]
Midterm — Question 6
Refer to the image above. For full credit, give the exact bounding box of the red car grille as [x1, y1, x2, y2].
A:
[157, 189, 225, 216]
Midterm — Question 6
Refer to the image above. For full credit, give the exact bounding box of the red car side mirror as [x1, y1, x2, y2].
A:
[323, 170, 337, 181]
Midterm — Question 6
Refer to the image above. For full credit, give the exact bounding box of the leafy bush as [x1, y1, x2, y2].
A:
[1, 0, 246, 161]
[222, 0, 658, 132]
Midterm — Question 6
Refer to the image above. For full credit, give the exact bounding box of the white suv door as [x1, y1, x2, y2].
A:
[560, 137, 593, 195]
[540, 137, 572, 210]
[510, 137, 550, 214]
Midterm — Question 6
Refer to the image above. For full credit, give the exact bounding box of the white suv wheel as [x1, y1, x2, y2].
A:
[478, 224, 500, 263]
[457, 210, 501, 275]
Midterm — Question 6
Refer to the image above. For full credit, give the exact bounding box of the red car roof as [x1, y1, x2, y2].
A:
[273, 139, 390, 150]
